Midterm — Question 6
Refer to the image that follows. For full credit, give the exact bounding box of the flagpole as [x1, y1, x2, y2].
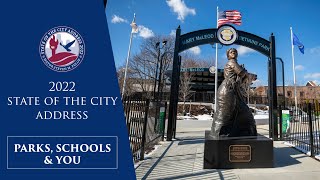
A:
[214, 6, 219, 112]
[290, 27, 298, 112]
[122, 13, 136, 99]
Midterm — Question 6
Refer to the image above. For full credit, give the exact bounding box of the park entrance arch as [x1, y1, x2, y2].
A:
[167, 25, 278, 140]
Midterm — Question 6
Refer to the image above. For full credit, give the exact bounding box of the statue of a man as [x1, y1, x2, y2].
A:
[210, 48, 257, 138]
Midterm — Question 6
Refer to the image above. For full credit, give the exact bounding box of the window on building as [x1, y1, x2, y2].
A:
[300, 91, 304, 98]
[258, 90, 263, 95]
[287, 91, 292, 97]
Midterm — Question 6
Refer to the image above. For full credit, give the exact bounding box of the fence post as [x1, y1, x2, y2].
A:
[140, 99, 150, 161]
[308, 103, 314, 157]
[153, 101, 159, 132]
[162, 102, 167, 141]
[279, 105, 283, 140]
[125, 97, 132, 134]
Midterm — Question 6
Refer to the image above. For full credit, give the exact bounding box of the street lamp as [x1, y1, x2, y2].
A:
[153, 40, 167, 101]
[157, 40, 167, 102]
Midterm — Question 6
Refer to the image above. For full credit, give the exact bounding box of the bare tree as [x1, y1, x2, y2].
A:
[128, 35, 174, 99]
[180, 53, 212, 68]
[178, 57, 202, 114]
[179, 71, 194, 114]
[117, 66, 135, 97]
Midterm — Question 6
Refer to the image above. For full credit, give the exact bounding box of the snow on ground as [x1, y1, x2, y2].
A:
[250, 106, 269, 122]
[255, 110, 268, 115]
[178, 112, 269, 121]
[253, 109, 269, 124]
[195, 114, 213, 121]
[177, 115, 198, 120]
[177, 107, 269, 123]
[177, 114, 213, 121]
[254, 114, 269, 119]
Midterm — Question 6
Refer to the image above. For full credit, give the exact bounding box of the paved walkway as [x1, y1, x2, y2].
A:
[135, 123, 320, 180]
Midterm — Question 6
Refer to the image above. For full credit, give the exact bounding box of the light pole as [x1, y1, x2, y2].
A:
[153, 40, 167, 101]
[153, 43, 160, 101]
[157, 40, 167, 102]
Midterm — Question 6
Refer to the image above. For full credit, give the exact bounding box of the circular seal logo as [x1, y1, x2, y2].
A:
[209, 66, 216, 74]
[217, 25, 237, 45]
[39, 26, 85, 72]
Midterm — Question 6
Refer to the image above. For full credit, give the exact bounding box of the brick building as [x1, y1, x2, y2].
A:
[253, 81, 320, 104]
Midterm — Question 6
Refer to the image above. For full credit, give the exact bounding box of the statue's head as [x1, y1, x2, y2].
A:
[226, 48, 238, 60]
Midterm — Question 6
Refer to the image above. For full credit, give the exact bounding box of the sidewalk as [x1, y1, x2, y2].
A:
[135, 124, 320, 180]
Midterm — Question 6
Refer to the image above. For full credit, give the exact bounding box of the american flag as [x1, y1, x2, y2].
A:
[218, 10, 242, 27]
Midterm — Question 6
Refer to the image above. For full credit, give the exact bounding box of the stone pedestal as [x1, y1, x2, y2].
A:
[204, 131, 273, 169]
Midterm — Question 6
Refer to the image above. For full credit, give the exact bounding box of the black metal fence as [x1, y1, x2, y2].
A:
[283, 101, 320, 158]
[123, 96, 167, 162]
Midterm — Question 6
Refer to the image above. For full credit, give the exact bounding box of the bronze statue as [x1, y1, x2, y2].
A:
[210, 48, 257, 138]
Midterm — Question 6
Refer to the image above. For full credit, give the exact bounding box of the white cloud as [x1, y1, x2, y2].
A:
[111, 15, 128, 24]
[236, 46, 255, 56]
[312, 80, 320, 85]
[251, 79, 261, 87]
[170, 30, 176, 36]
[138, 25, 154, 39]
[252, 79, 268, 86]
[309, 46, 320, 55]
[166, 0, 196, 22]
[295, 65, 305, 71]
[187, 46, 201, 55]
[304, 73, 320, 79]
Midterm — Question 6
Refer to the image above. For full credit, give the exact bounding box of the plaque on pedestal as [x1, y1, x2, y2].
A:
[204, 131, 273, 169]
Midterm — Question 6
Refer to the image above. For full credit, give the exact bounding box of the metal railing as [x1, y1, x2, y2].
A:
[283, 101, 320, 158]
[123, 96, 167, 161]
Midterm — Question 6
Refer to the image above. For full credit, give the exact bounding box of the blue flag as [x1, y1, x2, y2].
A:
[292, 33, 304, 54]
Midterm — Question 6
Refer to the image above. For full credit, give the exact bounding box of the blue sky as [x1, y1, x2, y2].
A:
[106, 0, 320, 86]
